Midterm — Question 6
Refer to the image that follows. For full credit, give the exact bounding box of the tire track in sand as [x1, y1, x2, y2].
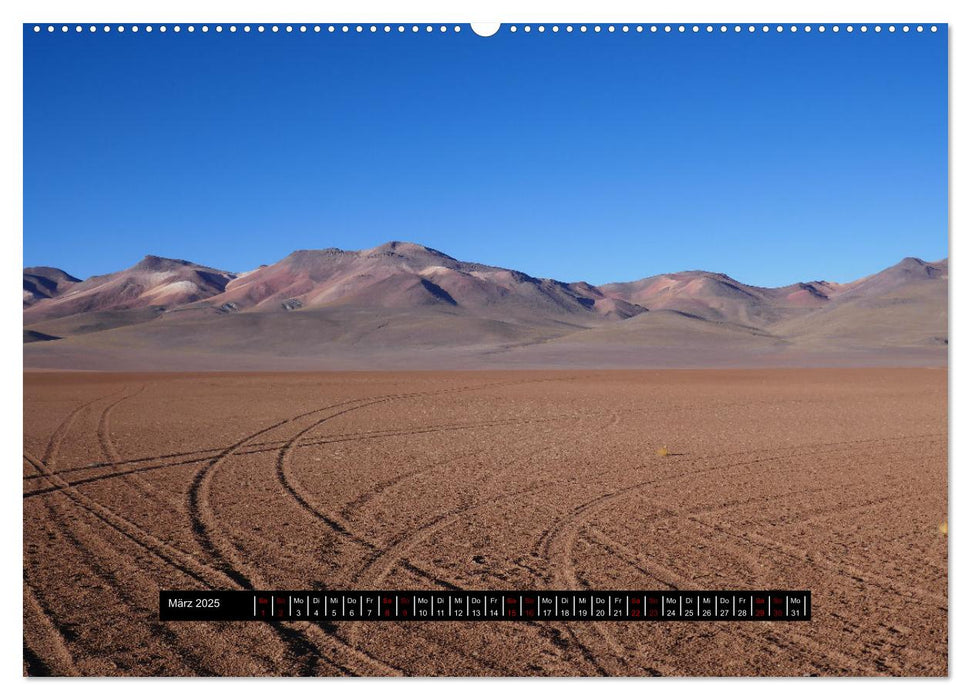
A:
[266, 381, 601, 675]
[335, 409, 613, 676]
[267, 387, 573, 674]
[23, 581, 78, 677]
[184, 393, 411, 676]
[529, 444, 921, 675]
[579, 526, 871, 675]
[187, 380, 519, 585]
[26, 450, 234, 589]
[538, 441, 942, 676]
[24, 393, 306, 676]
[538, 487, 676, 676]
[26, 392, 350, 676]
[25, 455, 223, 675]
[95, 385, 182, 510]
[31, 427, 943, 486]
[264, 379, 584, 576]
[23, 413, 585, 498]
[26, 378, 576, 676]
[90, 385, 304, 673]
[31, 375, 585, 484]
[187, 378, 571, 676]
[24, 392, 133, 676]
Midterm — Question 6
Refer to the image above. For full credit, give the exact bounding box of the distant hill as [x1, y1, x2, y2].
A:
[23, 256, 237, 335]
[23, 244, 947, 370]
[178, 241, 646, 320]
[23, 267, 79, 307]
[770, 257, 949, 351]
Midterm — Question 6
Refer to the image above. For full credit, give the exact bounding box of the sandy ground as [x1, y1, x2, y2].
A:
[23, 369, 947, 676]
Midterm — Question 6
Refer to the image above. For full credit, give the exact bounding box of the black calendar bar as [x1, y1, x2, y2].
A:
[160, 590, 810, 622]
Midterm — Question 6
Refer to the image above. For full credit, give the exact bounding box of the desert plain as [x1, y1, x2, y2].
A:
[23, 367, 947, 676]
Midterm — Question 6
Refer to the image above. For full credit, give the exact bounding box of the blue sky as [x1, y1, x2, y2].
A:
[24, 24, 947, 286]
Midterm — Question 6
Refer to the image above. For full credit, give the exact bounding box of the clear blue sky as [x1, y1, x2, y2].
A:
[24, 24, 947, 287]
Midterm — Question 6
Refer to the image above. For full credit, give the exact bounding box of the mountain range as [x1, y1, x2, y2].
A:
[23, 242, 948, 370]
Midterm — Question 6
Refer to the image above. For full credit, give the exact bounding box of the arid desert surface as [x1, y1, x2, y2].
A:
[23, 368, 947, 676]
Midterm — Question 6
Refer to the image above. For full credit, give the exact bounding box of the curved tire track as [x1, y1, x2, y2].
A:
[186, 378, 569, 675]
[24, 393, 298, 675]
[25, 392, 345, 676]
